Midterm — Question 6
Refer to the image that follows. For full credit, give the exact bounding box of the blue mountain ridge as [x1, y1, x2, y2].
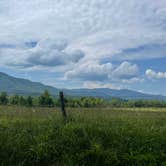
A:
[0, 72, 166, 100]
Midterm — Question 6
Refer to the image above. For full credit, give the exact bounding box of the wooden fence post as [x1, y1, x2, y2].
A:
[59, 91, 67, 118]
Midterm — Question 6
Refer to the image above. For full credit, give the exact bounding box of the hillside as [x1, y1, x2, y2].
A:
[0, 72, 58, 96]
[0, 72, 166, 100]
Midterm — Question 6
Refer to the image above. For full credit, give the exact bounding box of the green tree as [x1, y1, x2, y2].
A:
[0, 92, 8, 105]
[38, 90, 54, 107]
[19, 96, 27, 106]
[10, 95, 19, 105]
[26, 96, 33, 107]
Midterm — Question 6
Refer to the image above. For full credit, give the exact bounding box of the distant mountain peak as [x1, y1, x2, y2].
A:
[0, 71, 165, 100]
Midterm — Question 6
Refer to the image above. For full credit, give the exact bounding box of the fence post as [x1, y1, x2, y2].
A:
[59, 91, 67, 118]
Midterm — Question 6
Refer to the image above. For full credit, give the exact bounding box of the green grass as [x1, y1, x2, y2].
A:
[0, 106, 166, 166]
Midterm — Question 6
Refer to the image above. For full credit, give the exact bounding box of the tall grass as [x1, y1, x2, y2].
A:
[0, 106, 166, 165]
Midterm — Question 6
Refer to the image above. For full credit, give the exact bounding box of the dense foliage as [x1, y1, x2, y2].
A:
[0, 106, 166, 165]
[0, 91, 166, 108]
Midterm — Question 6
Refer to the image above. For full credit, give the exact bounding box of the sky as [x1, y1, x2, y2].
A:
[0, 0, 166, 95]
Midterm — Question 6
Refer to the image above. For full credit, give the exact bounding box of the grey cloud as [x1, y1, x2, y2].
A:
[67, 50, 85, 63]
[112, 43, 166, 61]
[27, 39, 85, 67]
[25, 41, 38, 48]
[28, 50, 68, 67]
[0, 43, 16, 49]
[0, 38, 85, 68]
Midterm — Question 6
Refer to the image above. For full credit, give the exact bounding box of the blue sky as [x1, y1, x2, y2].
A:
[0, 0, 166, 95]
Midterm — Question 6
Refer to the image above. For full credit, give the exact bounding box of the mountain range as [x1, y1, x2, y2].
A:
[0, 72, 166, 100]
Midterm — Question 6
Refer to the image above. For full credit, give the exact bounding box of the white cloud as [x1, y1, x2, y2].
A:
[0, 0, 166, 63]
[146, 69, 166, 79]
[65, 61, 140, 83]
[112, 61, 139, 79]
[65, 61, 113, 81]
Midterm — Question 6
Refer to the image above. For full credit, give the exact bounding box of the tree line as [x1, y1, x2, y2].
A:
[0, 90, 166, 108]
[0, 90, 105, 108]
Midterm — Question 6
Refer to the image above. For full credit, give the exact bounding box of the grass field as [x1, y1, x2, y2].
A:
[0, 106, 166, 166]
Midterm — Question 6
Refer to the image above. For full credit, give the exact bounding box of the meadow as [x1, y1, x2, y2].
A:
[0, 106, 166, 166]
